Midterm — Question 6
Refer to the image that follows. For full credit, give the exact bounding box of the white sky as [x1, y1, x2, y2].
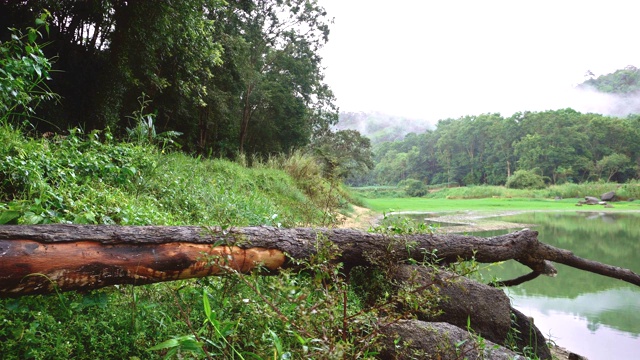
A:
[318, 0, 640, 123]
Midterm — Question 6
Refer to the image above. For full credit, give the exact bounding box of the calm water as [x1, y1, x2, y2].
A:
[395, 211, 640, 360]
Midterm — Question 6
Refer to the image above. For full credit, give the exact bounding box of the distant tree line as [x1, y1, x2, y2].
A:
[0, 0, 340, 158]
[356, 109, 640, 186]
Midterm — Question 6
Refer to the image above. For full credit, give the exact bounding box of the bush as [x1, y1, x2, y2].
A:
[505, 170, 546, 190]
[401, 178, 428, 197]
[0, 12, 58, 123]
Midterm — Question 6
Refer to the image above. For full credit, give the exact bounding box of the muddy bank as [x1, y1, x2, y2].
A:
[393, 210, 537, 233]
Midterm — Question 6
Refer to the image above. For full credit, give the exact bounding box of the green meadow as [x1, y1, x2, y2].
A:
[357, 184, 640, 214]
[364, 197, 640, 213]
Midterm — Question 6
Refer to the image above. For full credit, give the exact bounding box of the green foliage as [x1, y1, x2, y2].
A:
[349, 185, 408, 199]
[505, 170, 547, 190]
[400, 178, 428, 197]
[595, 153, 633, 182]
[144, 239, 388, 359]
[0, 128, 159, 224]
[125, 93, 182, 150]
[0, 1, 336, 157]
[276, 150, 354, 226]
[309, 129, 374, 180]
[0, 123, 332, 227]
[0, 11, 58, 123]
[580, 65, 640, 94]
[361, 108, 640, 187]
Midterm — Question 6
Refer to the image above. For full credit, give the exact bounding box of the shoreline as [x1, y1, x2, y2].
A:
[378, 208, 640, 233]
[338, 206, 610, 359]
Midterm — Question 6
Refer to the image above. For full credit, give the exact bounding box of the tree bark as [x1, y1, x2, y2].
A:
[1, 225, 639, 297]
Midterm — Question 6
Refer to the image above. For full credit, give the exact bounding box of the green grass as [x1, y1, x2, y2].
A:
[353, 183, 640, 200]
[356, 183, 640, 214]
[0, 123, 561, 359]
[364, 196, 640, 214]
[0, 124, 360, 359]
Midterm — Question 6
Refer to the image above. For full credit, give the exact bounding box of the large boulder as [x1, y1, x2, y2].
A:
[584, 196, 600, 205]
[379, 320, 520, 360]
[601, 191, 616, 202]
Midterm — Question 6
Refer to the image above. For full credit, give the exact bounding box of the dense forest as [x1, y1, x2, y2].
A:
[354, 108, 640, 187]
[0, 0, 360, 159]
[344, 66, 640, 187]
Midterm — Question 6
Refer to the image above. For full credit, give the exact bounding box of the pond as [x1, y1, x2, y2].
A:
[392, 211, 640, 360]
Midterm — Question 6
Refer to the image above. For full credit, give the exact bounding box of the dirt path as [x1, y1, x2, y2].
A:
[337, 205, 379, 230]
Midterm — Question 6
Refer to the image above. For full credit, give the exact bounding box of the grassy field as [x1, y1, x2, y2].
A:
[363, 197, 640, 213]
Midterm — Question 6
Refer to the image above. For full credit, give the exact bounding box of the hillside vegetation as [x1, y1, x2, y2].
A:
[0, 124, 350, 228]
[0, 121, 367, 359]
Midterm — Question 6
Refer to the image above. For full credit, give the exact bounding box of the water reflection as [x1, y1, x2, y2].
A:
[476, 212, 640, 360]
[392, 211, 640, 359]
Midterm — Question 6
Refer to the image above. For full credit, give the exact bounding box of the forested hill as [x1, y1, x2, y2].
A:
[580, 65, 640, 94]
[340, 66, 640, 187]
[354, 109, 640, 187]
[338, 66, 640, 148]
[577, 65, 640, 116]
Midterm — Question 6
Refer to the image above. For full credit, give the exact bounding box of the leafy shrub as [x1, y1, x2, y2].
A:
[400, 178, 428, 197]
[0, 12, 58, 123]
[505, 170, 546, 190]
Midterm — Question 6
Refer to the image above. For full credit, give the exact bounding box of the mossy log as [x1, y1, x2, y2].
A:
[1, 225, 639, 297]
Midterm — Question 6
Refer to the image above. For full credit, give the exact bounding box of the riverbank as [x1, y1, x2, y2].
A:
[339, 206, 595, 359]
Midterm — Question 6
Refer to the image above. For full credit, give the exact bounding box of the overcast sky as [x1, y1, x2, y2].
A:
[318, 0, 640, 123]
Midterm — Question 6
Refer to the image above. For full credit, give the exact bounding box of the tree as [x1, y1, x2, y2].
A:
[596, 153, 632, 182]
[0, 11, 58, 122]
[401, 178, 428, 197]
[514, 110, 591, 184]
[219, 0, 335, 154]
[309, 129, 374, 179]
[0, 1, 337, 157]
[505, 170, 546, 190]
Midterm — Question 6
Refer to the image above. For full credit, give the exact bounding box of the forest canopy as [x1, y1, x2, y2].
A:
[0, 0, 338, 157]
[360, 108, 640, 187]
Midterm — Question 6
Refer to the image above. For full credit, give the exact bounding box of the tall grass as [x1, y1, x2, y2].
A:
[0, 125, 357, 359]
[0, 127, 333, 227]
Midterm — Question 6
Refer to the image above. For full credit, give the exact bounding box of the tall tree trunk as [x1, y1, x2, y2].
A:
[239, 84, 255, 153]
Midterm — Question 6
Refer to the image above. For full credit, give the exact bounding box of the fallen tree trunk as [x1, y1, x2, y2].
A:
[1, 224, 639, 297]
